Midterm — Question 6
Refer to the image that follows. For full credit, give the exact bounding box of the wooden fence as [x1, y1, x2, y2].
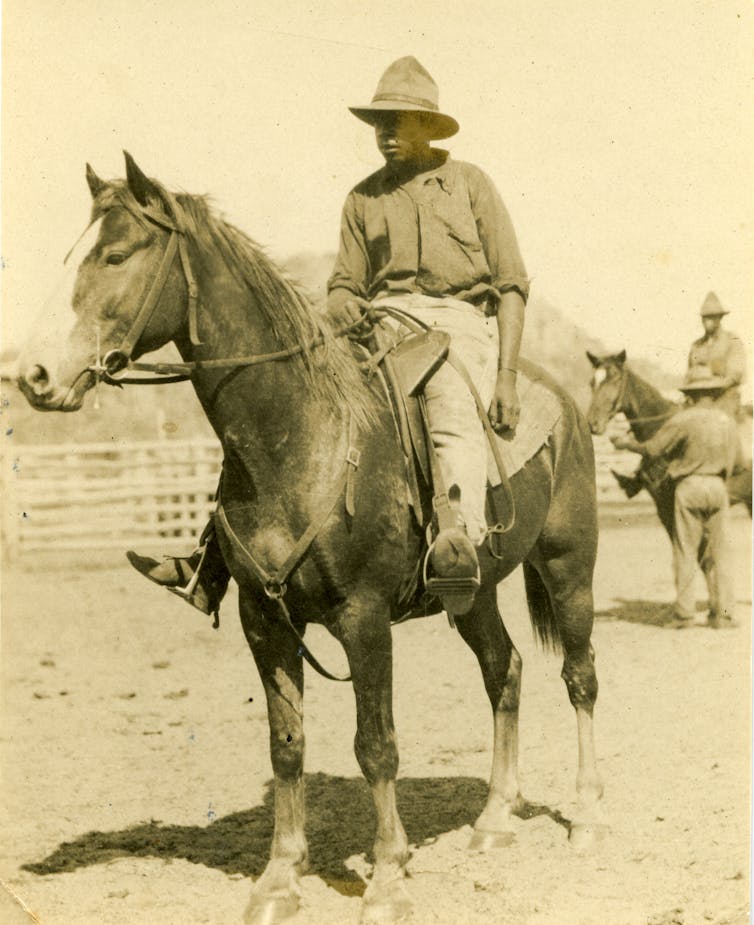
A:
[1, 423, 648, 561]
[1, 438, 222, 560]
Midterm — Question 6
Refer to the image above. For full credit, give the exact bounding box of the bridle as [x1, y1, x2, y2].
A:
[87, 202, 201, 386]
[595, 364, 675, 427]
[600, 364, 629, 421]
[85, 199, 359, 390]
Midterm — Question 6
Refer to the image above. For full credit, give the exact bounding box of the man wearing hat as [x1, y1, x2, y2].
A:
[326, 56, 529, 608]
[687, 292, 746, 418]
[126, 56, 529, 619]
[611, 366, 739, 628]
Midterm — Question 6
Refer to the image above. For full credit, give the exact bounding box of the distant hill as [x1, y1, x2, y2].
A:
[2, 251, 673, 447]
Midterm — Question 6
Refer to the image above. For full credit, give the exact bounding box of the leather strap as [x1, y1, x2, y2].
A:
[214, 424, 360, 683]
[178, 235, 202, 346]
[345, 414, 360, 517]
[117, 231, 180, 359]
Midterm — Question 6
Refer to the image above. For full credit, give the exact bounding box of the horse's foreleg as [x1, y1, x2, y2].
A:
[456, 585, 524, 849]
[239, 592, 307, 925]
[531, 555, 606, 849]
[337, 604, 411, 925]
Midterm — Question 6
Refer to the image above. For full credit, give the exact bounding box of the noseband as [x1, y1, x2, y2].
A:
[604, 365, 628, 420]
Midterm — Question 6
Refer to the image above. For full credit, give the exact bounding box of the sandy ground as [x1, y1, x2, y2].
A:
[1, 510, 751, 925]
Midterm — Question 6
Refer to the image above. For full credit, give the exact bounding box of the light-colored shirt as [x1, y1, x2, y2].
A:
[327, 152, 528, 316]
[643, 405, 738, 481]
[688, 329, 746, 386]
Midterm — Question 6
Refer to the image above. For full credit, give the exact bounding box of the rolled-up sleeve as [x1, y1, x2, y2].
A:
[644, 418, 684, 459]
[327, 192, 370, 314]
[466, 165, 529, 304]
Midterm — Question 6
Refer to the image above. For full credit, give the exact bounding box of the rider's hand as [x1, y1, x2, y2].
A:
[489, 369, 520, 434]
[327, 296, 374, 340]
[610, 435, 629, 450]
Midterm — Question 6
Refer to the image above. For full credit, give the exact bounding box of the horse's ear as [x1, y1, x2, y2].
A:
[616, 349, 627, 365]
[586, 350, 600, 368]
[124, 151, 159, 207]
[85, 163, 105, 198]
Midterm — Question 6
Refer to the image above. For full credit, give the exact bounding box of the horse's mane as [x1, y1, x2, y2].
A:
[623, 362, 679, 412]
[99, 181, 378, 428]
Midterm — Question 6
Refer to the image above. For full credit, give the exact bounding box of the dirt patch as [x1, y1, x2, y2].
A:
[1, 513, 750, 924]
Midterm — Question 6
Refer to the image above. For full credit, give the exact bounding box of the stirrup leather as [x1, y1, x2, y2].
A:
[166, 543, 208, 604]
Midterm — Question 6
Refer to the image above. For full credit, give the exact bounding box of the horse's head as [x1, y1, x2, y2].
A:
[17, 152, 191, 411]
[585, 349, 627, 435]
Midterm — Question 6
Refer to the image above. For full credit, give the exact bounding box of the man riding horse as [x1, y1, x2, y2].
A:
[127, 56, 529, 619]
[688, 291, 746, 419]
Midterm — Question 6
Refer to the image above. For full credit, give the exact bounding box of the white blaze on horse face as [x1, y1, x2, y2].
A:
[593, 368, 607, 390]
[19, 218, 104, 380]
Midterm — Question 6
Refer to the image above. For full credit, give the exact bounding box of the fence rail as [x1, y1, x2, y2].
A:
[1, 424, 649, 560]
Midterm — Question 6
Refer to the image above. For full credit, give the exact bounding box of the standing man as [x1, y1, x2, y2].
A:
[688, 292, 746, 418]
[327, 56, 529, 612]
[611, 366, 739, 628]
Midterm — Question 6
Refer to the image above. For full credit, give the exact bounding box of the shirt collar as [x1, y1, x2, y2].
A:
[381, 149, 452, 192]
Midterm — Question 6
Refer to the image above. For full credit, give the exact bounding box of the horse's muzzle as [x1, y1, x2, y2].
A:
[17, 362, 87, 411]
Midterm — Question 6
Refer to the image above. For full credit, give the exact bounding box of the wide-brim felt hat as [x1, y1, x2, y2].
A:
[680, 364, 727, 392]
[349, 56, 459, 140]
[699, 291, 729, 316]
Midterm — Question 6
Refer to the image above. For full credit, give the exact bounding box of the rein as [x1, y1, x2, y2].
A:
[601, 366, 676, 427]
[215, 417, 361, 684]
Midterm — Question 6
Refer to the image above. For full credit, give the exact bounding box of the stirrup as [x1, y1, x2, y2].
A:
[423, 540, 481, 624]
[167, 543, 209, 605]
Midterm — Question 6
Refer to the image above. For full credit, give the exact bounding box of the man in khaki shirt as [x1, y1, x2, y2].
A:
[127, 56, 529, 619]
[612, 366, 739, 628]
[688, 292, 746, 418]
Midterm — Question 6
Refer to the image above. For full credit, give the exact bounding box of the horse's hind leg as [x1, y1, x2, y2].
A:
[334, 598, 411, 925]
[524, 550, 606, 849]
[238, 592, 307, 925]
[455, 584, 524, 848]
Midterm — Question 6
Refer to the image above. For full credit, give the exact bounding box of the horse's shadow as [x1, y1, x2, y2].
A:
[596, 598, 708, 628]
[22, 773, 569, 896]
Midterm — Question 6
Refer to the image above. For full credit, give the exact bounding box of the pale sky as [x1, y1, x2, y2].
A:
[3, 0, 753, 383]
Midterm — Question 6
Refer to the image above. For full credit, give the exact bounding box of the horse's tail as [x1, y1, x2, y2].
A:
[522, 560, 562, 652]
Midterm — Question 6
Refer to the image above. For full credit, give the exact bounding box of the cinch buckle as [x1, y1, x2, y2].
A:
[346, 447, 361, 468]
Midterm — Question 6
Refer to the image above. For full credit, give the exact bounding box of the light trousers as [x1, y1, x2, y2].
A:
[375, 294, 499, 545]
[672, 474, 736, 620]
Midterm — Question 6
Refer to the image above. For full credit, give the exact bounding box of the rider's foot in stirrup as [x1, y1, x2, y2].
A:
[427, 526, 481, 617]
[126, 548, 228, 616]
[126, 549, 201, 588]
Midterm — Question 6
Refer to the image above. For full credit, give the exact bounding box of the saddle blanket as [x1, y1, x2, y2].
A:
[487, 364, 563, 487]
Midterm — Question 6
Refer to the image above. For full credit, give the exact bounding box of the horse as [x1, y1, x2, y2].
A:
[17, 152, 605, 925]
[585, 350, 752, 532]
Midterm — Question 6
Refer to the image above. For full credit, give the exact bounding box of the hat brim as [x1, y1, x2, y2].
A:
[700, 310, 730, 317]
[349, 102, 459, 140]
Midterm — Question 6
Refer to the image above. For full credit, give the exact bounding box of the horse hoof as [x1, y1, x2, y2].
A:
[243, 893, 300, 925]
[569, 822, 609, 851]
[469, 828, 516, 851]
[361, 878, 412, 925]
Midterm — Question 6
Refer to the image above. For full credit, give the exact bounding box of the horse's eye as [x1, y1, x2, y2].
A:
[105, 252, 127, 266]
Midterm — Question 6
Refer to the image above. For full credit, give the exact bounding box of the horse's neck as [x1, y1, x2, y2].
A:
[174, 248, 342, 486]
[623, 369, 677, 440]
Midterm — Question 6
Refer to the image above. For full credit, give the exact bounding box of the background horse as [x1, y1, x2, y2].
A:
[17, 152, 604, 925]
[586, 350, 752, 529]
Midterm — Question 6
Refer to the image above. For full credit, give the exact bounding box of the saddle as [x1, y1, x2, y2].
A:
[364, 310, 515, 619]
